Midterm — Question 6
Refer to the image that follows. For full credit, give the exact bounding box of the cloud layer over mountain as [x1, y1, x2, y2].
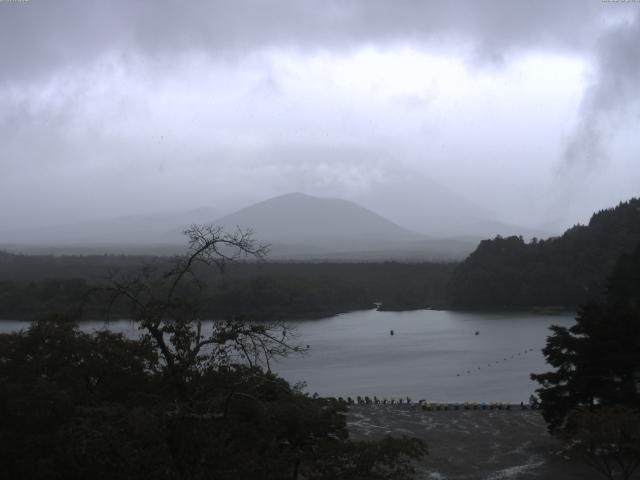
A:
[1, 1, 638, 234]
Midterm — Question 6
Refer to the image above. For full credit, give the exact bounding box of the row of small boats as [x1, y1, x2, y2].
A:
[333, 396, 540, 410]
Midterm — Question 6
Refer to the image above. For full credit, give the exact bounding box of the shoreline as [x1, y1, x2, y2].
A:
[0, 305, 576, 323]
[347, 405, 598, 479]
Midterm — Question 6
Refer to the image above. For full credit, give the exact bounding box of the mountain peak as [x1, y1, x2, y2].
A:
[215, 193, 418, 244]
[278, 192, 310, 199]
[265, 192, 342, 203]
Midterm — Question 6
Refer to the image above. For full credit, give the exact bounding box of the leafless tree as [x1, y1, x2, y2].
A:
[93, 225, 301, 386]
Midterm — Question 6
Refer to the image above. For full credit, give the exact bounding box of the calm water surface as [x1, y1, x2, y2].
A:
[1, 309, 574, 403]
[274, 309, 574, 403]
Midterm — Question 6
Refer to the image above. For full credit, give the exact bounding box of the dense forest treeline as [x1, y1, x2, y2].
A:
[0, 254, 454, 320]
[449, 198, 640, 309]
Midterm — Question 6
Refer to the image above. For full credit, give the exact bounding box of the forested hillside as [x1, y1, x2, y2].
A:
[449, 198, 640, 309]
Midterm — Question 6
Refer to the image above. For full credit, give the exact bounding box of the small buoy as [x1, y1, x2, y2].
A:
[390, 329, 394, 336]
[475, 331, 479, 335]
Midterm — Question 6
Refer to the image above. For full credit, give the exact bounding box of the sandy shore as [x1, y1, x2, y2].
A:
[347, 405, 602, 480]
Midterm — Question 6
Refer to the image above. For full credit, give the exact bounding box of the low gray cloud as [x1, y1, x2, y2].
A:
[0, 1, 638, 235]
[0, 0, 609, 86]
[563, 9, 640, 171]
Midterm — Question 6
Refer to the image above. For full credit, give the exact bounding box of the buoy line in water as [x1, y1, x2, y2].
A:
[453, 347, 539, 378]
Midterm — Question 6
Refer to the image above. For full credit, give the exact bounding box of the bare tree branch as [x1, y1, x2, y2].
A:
[83, 224, 302, 391]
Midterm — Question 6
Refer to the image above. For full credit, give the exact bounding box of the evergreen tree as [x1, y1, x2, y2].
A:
[451, 197, 640, 309]
[532, 243, 640, 431]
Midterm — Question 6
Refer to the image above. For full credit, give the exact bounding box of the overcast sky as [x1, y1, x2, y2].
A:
[0, 0, 638, 233]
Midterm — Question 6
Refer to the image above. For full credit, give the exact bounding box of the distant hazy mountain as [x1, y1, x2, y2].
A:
[0, 207, 222, 246]
[0, 192, 483, 260]
[213, 192, 476, 260]
[354, 173, 553, 239]
[215, 192, 418, 243]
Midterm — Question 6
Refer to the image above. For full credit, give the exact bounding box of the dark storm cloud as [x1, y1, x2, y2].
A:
[563, 9, 640, 170]
[0, 0, 606, 85]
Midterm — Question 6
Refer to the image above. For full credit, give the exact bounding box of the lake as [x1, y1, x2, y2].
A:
[274, 309, 574, 403]
[1, 309, 574, 403]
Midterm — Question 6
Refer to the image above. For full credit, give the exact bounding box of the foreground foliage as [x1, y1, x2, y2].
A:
[563, 407, 640, 480]
[0, 319, 425, 479]
[532, 243, 640, 479]
[0, 226, 426, 479]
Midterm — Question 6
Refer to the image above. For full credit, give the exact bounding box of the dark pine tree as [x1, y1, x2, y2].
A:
[531, 243, 640, 432]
